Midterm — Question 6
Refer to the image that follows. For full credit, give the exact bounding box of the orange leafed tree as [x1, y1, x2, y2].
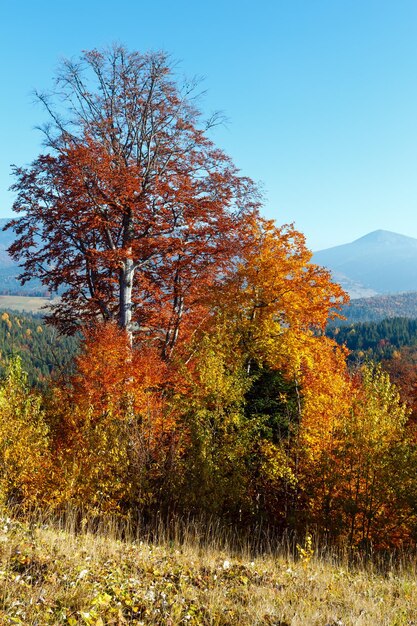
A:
[7, 46, 259, 353]
[335, 365, 417, 548]
[209, 216, 348, 374]
[50, 322, 184, 511]
[298, 357, 417, 547]
[296, 336, 355, 535]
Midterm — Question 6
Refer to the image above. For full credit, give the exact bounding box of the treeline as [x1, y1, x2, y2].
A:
[336, 292, 417, 325]
[327, 316, 417, 360]
[328, 316, 417, 422]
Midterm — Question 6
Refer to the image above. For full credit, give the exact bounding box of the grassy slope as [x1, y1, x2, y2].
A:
[1, 513, 417, 625]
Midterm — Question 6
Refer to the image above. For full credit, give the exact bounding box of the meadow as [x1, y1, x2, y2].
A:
[2, 510, 417, 625]
[0, 296, 52, 314]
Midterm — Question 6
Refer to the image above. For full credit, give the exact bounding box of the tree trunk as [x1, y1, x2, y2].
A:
[119, 252, 134, 346]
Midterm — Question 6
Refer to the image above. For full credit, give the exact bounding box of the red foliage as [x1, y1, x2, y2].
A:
[7, 47, 259, 357]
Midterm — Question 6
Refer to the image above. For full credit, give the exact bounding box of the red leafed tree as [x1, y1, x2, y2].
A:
[7, 46, 259, 353]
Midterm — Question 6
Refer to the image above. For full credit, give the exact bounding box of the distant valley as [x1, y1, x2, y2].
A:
[335, 292, 417, 325]
[312, 229, 417, 323]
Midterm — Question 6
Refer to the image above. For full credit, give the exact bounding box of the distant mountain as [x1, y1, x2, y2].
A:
[313, 230, 417, 298]
[1, 222, 417, 302]
[0, 218, 46, 296]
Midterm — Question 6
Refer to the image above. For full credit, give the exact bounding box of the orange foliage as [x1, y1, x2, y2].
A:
[49, 323, 184, 511]
[298, 358, 417, 547]
[71, 323, 165, 416]
[5, 44, 417, 549]
[383, 346, 417, 422]
[8, 47, 260, 355]
[209, 216, 348, 376]
[298, 336, 352, 460]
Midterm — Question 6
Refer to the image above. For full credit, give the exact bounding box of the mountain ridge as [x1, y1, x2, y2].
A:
[313, 229, 417, 298]
[0, 220, 416, 301]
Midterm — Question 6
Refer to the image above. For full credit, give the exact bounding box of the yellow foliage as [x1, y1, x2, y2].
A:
[298, 336, 353, 459]
[0, 358, 52, 507]
[296, 533, 314, 568]
[258, 440, 296, 486]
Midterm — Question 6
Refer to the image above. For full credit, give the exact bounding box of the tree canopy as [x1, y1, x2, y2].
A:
[7, 46, 259, 351]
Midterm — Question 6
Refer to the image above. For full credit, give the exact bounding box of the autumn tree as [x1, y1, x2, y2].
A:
[176, 217, 348, 524]
[339, 365, 417, 548]
[7, 45, 259, 351]
[208, 216, 347, 374]
[382, 346, 417, 420]
[174, 323, 254, 516]
[47, 322, 184, 512]
[296, 337, 355, 536]
[299, 361, 417, 547]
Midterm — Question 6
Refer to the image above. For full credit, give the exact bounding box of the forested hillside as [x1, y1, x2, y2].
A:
[327, 316, 417, 421]
[0, 310, 78, 384]
[327, 316, 417, 360]
[336, 291, 417, 324]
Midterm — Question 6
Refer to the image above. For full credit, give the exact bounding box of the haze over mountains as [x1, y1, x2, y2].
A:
[313, 230, 417, 299]
[0, 219, 416, 302]
[0, 218, 45, 295]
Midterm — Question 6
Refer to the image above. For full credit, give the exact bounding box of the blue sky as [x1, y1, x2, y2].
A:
[1, 0, 417, 250]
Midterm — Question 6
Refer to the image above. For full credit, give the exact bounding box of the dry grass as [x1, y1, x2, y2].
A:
[0, 295, 55, 313]
[1, 510, 417, 625]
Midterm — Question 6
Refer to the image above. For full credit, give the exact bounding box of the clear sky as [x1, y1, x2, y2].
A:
[1, 0, 417, 251]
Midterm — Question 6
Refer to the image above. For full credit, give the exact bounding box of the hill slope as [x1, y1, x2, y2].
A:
[0, 310, 78, 384]
[313, 230, 417, 297]
[1, 512, 417, 625]
[334, 291, 417, 325]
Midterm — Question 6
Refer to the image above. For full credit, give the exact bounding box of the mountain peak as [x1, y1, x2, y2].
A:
[353, 230, 417, 246]
[313, 229, 417, 298]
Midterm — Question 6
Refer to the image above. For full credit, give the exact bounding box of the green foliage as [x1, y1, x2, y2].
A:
[328, 316, 417, 361]
[244, 364, 300, 442]
[1, 294, 416, 548]
[0, 219, 416, 548]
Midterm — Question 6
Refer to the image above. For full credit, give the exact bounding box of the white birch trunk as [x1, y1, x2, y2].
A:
[119, 251, 134, 346]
